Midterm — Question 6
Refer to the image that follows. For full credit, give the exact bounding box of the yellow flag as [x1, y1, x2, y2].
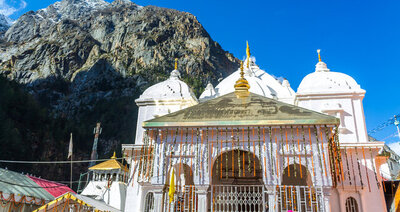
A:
[168, 168, 175, 203]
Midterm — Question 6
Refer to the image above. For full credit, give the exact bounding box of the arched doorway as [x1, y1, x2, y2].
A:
[278, 164, 317, 212]
[281, 164, 312, 186]
[164, 163, 196, 212]
[211, 150, 266, 212]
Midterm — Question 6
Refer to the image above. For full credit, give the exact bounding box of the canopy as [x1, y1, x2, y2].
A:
[32, 192, 120, 212]
[144, 92, 339, 127]
[0, 168, 72, 201]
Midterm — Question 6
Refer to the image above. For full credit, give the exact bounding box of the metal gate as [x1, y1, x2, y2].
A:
[211, 185, 266, 212]
[275, 186, 324, 212]
[163, 185, 198, 212]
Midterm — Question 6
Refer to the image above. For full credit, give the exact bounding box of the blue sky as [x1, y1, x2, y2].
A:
[2, 0, 400, 146]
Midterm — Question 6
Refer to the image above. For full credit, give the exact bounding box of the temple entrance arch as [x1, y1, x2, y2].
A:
[166, 163, 194, 188]
[281, 163, 312, 186]
[164, 163, 196, 212]
[212, 149, 263, 185]
[210, 150, 266, 212]
[277, 164, 319, 212]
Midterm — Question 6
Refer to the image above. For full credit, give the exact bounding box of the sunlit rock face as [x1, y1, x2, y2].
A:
[0, 0, 239, 116]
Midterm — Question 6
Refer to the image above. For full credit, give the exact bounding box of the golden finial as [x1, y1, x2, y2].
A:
[317, 49, 321, 62]
[174, 58, 178, 70]
[240, 60, 244, 78]
[111, 151, 117, 159]
[234, 60, 250, 98]
[246, 41, 251, 68]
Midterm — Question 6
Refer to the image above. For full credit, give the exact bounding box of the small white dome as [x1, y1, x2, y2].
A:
[138, 69, 197, 101]
[199, 82, 217, 102]
[297, 61, 363, 94]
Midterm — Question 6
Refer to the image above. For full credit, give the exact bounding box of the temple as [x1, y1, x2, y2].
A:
[120, 44, 387, 212]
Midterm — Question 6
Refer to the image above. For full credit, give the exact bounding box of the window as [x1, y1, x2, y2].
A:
[345, 197, 359, 212]
[144, 192, 154, 212]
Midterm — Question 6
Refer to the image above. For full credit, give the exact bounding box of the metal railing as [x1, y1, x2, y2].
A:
[163, 185, 198, 212]
[275, 186, 324, 212]
[211, 185, 266, 212]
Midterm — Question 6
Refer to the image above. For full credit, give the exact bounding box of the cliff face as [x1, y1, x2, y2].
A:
[0, 0, 239, 181]
[1, 0, 239, 115]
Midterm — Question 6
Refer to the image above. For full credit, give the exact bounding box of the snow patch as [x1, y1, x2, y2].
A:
[388, 142, 400, 156]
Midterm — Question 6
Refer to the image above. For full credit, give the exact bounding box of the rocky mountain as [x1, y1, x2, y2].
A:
[0, 0, 239, 182]
[0, 14, 12, 35]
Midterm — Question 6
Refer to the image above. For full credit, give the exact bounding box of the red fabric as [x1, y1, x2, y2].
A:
[28, 175, 75, 198]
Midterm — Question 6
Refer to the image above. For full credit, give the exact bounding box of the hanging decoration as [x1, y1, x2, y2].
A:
[205, 127, 209, 178]
[225, 128, 229, 179]
[306, 127, 316, 180]
[369, 147, 380, 189]
[275, 129, 280, 181]
[162, 128, 169, 184]
[190, 128, 194, 176]
[196, 128, 200, 177]
[220, 128, 223, 179]
[315, 127, 328, 177]
[268, 127, 275, 182]
[362, 146, 371, 192]
[296, 127, 303, 178]
[237, 127, 241, 177]
[200, 128, 204, 180]
[231, 128, 235, 178]
[349, 149, 358, 191]
[313, 125, 324, 178]
[210, 128, 214, 181]
[216, 127, 219, 178]
[247, 127, 251, 174]
[252, 127, 256, 177]
[301, 126, 308, 179]
[178, 128, 183, 182]
[149, 129, 157, 181]
[157, 129, 164, 183]
[290, 127, 297, 177]
[354, 147, 364, 189]
[280, 127, 286, 175]
[263, 127, 267, 180]
[343, 146, 352, 186]
[284, 128, 290, 177]
[258, 127, 262, 171]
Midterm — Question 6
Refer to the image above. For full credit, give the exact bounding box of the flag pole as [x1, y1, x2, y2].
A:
[69, 133, 73, 189]
[70, 151, 72, 189]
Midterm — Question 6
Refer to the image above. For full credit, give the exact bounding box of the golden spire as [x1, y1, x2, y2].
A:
[234, 60, 250, 98]
[317, 49, 321, 62]
[246, 41, 251, 68]
[111, 151, 117, 159]
[174, 58, 178, 70]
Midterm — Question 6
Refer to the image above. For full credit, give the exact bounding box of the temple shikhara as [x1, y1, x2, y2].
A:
[81, 43, 387, 212]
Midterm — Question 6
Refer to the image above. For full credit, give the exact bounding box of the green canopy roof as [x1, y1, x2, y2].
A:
[0, 168, 55, 200]
[144, 92, 339, 127]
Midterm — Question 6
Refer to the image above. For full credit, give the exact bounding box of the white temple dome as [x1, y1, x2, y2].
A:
[297, 60, 363, 94]
[200, 57, 295, 103]
[138, 69, 197, 101]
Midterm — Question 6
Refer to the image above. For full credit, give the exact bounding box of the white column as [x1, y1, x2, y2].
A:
[266, 186, 275, 212]
[196, 186, 209, 212]
[154, 191, 163, 212]
[323, 187, 332, 212]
